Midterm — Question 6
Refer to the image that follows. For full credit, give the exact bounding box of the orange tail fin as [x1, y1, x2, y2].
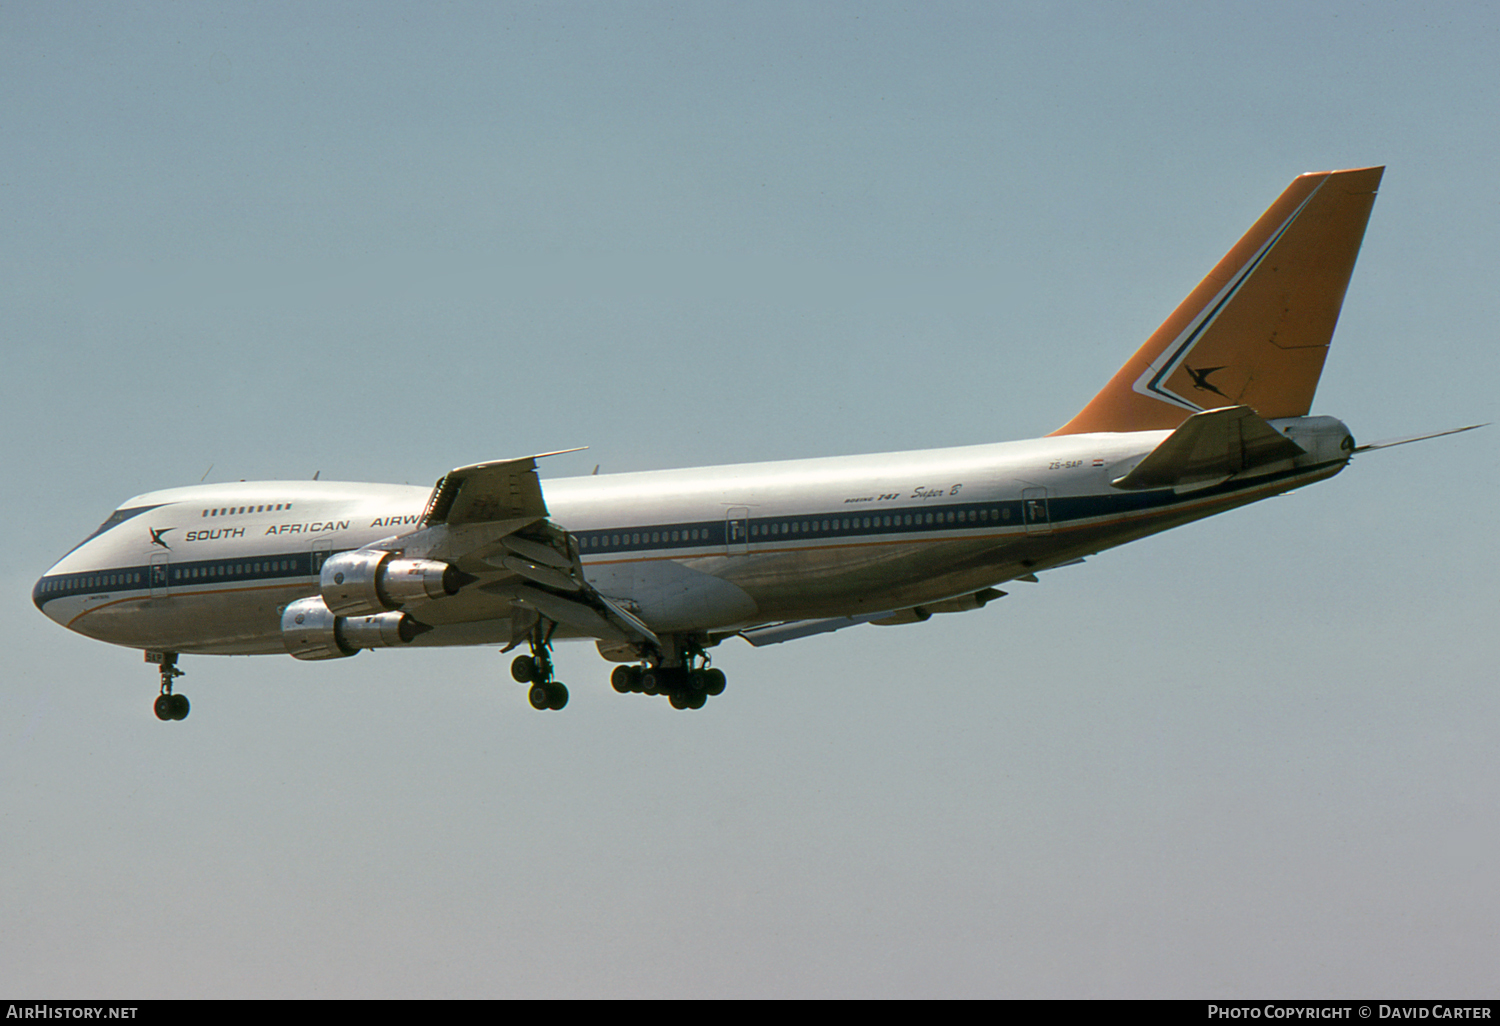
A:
[1051, 166, 1384, 436]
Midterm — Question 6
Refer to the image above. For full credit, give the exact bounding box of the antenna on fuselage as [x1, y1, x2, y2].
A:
[200, 464, 214, 482]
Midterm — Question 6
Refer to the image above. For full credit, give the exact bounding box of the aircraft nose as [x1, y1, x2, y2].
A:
[33, 567, 68, 625]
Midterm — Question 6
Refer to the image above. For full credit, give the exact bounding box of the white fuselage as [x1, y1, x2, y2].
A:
[33, 423, 1350, 657]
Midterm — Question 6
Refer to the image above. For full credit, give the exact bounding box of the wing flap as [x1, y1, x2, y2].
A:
[740, 613, 895, 647]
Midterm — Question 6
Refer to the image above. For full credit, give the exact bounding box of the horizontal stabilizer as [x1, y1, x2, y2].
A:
[1112, 406, 1304, 491]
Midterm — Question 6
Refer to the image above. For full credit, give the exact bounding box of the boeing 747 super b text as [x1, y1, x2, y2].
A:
[33, 166, 1479, 719]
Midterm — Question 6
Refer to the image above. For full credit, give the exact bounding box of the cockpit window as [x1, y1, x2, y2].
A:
[66, 504, 165, 554]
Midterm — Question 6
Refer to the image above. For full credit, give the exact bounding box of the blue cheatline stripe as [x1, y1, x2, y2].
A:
[574, 460, 1337, 556]
[33, 552, 318, 610]
[34, 461, 1338, 610]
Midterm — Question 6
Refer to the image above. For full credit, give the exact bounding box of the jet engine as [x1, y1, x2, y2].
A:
[281, 595, 433, 661]
[320, 549, 471, 617]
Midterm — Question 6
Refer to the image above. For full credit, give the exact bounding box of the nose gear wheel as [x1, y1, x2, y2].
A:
[147, 651, 189, 721]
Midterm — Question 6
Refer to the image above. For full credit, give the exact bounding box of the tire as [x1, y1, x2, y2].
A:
[528, 683, 551, 710]
[511, 655, 538, 683]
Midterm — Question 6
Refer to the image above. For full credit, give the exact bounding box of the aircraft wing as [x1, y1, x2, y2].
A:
[421, 448, 586, 527]
[738, 612, 897, 647]
[414, 449, 659, 652]
[1111, 405, 1305, 492]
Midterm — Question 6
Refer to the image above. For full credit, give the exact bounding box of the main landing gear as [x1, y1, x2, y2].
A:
[609, 643, 727, 711]
[146, 651, 189, 721]
[509, 622, 569, 711]
[506, 625, 728, 712]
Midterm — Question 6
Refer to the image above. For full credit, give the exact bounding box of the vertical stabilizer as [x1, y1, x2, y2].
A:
[1051, 166, 1383, 435]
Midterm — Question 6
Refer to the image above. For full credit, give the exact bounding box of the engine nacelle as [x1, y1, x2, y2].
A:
[281, 595, 432, 661]
[320, 549, 469, 616]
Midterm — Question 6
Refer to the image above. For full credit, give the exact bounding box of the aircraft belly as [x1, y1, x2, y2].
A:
[708, 536, 1018, 622]
[66, 586, 305, 655]
[582, 559, 758, 632]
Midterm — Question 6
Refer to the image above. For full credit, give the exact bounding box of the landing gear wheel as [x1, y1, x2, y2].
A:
[528, 681, 569, 710]
[150, 651, 187, 722]
[514, 621, 566, 709]
[668, 690, 688, 710]
[611, 665, 638, 694]
[704, 668, 726, 696]
[685, 690, 707, 710]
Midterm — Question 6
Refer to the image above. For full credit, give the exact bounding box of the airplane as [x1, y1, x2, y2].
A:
[32, 165, 1481, 720]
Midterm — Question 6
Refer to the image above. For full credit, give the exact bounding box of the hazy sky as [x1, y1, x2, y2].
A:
[3, 1, 1497, 998]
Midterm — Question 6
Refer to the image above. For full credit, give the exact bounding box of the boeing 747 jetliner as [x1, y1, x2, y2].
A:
[33, 166, 1479, 719]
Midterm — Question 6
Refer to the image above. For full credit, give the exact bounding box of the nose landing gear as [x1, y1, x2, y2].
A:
[146, 651, 189, 721]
